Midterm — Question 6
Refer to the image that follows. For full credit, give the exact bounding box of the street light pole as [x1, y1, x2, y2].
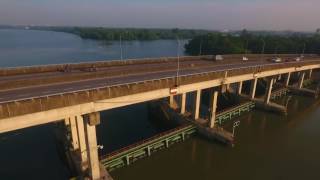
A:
[199, 38, 203, 56]
[302, 43, 306, 58]
[260, 39, 266, 64]
[176, 37, 180, 87]
[120, 34, 123, 60]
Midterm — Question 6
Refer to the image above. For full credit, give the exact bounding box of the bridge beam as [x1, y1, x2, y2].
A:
[84, 112, 101, 180]
[264, 78, 274, 104]
[180, 93, 186, 114]
[298, 72, 305, 89]
[285, 72, 291, 87]
[209, 91, 218, 128]
[237, 81, 243, 95]
[250, 78, 258, 99]
[194, 89, 201, 120]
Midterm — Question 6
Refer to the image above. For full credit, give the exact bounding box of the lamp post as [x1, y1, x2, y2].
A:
[120, 34, 123, 60]
[301, 43, 306, 58]
[232, 121, 241, 137]
[260, 38, 266, 64]
[199, 38, 203, 56]
[176, 37, 180, 87]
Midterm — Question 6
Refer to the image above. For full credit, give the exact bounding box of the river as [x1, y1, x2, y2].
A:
[0, 29, 320, 180]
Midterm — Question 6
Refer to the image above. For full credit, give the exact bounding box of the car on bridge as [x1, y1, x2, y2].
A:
[270, 57, 282, 63]
[215, 55, 224, 61]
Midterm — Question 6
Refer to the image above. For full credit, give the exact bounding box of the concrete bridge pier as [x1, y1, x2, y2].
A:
[194, 89, 201, 120]
[180, 93, 186, 114]
[285, 72, 291, 87]
[264, 78, 274, 104]
[209, 91, 218, 128]
[68, 116, 80, 151]
[221, 84, 230, 93]
[298, 72, 306, 89]
[65, 116, 88, 172]
[237, 81, 243, 95]
[250, 78, 258, 99]
[66, 112, 111, 180]
[308, 69, 313, 79]
[248, 77, 287, 114]
[76, 115, 89, 171]
[289, 71, 318, 98]
[84, 112, 101, 180]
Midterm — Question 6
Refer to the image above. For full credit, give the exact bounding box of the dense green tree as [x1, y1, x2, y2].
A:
[185, 32, 320, 55]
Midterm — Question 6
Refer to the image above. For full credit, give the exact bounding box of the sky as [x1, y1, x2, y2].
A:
[0, 0, 319, 31]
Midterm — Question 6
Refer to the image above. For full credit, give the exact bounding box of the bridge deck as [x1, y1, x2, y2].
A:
[1, 54, 320, 133]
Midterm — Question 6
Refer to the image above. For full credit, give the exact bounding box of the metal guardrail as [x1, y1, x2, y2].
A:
[216, 101, 255, 125]
[270, 88, 289, 99]
[216, 87, 291, 125]
[100, 124, 196, 171]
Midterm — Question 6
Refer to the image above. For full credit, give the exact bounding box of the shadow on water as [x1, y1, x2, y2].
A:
[97, 101, 180, 156]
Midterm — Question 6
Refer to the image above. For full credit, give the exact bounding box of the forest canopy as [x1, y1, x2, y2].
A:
[35, 27, 212, 41]
[185, 31, 320, 55]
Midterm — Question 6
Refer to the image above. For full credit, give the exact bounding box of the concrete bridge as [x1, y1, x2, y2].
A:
[0, 54, 319, 179]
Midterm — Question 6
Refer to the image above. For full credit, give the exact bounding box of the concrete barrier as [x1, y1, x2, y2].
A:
[1, 54, 316, 76]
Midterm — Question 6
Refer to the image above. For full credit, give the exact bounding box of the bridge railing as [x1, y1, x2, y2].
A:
[1, 54, 317, 76]
[99, 124, 193, 160]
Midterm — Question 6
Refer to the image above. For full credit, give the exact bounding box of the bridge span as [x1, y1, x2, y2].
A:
[0, 54, 319, 179]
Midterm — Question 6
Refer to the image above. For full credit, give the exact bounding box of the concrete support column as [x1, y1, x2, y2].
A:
[180, 93, 186, 114]
[237, 81, 243, 95]
[250, 78, 258, 99]
[69, 116, 79, 150]
[298, 72, 305, 89]
[209, 91, 218, 128]
[226, 84, 230, 91]
[85, 112, 101, 180]
[285, 72, 291, 87]
[221, 84, 230, 93]
[169, 95, 174, 108]
[264, 78, 274, 104]
[76, 115, 88, 171]
[308, 69, 313, 79]
[194, 89, 201, 120]
[64, 118, 70, 126]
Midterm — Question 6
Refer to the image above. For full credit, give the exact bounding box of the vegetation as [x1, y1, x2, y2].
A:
[185, 30, 320, 55]
[30, 26, 212, 41]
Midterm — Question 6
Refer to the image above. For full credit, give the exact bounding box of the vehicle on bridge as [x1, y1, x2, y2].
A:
[270, 57, 282, 63]
[215, 55, 223, 61]
[242, 56, 249, 61]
